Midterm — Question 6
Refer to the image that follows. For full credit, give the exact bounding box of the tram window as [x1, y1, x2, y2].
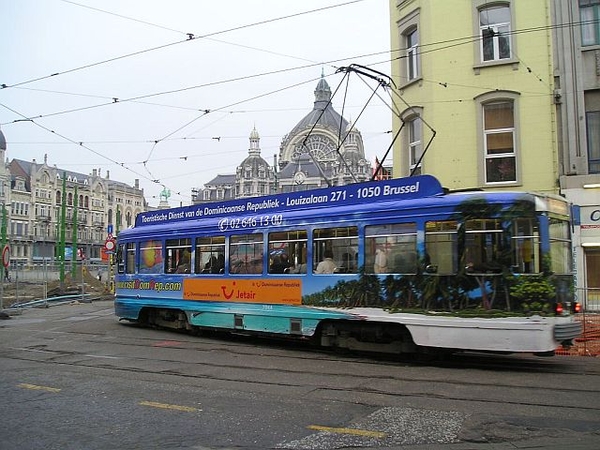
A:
[511, 218, 540, 273]
[196, 236, 225, 274]
[165, 238, 191, 274]
[365, 223, 417, 274]
[230, 234, 264, 275]
[313, 227, 358, 274]
[125, 242, 136, 274]
[116, 243, 125, 274]
[268, 230, 307, 274]
[425, 221, 458, 274]
[115, 244, 125, 273]
[549, 218, 572, 274]
[463, 219, 506, 273]
[139, 240, 163, 274]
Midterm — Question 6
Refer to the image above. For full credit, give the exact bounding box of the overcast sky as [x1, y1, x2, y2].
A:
[0, 0, 392, 207]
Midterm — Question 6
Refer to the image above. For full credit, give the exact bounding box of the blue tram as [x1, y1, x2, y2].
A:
[114, 175, 582, 356]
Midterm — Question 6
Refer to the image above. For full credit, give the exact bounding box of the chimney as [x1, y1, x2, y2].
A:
[134, 179, 139, 189]
[106, 170, 110, 179]
[92, 169, 97, 177]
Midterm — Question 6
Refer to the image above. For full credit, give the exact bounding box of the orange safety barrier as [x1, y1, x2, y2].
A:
[556, 313, 600, 357]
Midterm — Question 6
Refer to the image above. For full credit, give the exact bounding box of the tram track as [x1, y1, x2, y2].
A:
[4, 345, 600, 415]
[8, 322, 600, 377]
[4, 327, 600, 406]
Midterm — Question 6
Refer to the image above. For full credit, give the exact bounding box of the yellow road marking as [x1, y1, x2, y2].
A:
[18, 383, 61, 393]
[139, 401, 198, 412]
[307, 425, 386, 438]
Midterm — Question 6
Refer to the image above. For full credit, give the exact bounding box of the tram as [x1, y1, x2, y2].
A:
[114, 175, 582, 356]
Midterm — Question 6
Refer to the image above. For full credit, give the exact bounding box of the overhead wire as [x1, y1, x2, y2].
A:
[3, 15, 590, 127]
[1, 0, 367, 90]
[4, 3, 591, 200]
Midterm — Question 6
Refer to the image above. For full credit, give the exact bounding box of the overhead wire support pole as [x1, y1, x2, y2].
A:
[298, 70, 352, 187]
[339, 64, 438, 177]
[332, 64, 398, 184]
[371, 124, 404, 182]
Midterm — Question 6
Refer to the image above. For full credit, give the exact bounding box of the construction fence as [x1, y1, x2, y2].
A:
[555, 288, 600, 357]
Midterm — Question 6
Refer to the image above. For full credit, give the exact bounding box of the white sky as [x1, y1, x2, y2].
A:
[0, 0, 393, 207]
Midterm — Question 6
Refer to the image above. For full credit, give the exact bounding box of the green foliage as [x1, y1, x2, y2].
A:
[510, 275, 556, 301]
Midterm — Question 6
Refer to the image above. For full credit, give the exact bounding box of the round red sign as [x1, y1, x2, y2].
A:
[2, 245, 10, 268]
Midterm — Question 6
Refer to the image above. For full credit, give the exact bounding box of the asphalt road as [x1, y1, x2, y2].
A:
[1, 300, 599, 450]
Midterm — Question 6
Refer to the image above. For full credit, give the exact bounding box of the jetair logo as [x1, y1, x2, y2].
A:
[221, 281, 235, 300]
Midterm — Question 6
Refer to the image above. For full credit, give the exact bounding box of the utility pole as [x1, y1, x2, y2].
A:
[71, 186, 78, 279]
[59, 173, 67, 291]
[0, 203, 6, 311]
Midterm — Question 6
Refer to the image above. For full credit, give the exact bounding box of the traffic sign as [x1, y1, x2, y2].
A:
[104, 239, 116, 252]
[2, 245, 10, 268]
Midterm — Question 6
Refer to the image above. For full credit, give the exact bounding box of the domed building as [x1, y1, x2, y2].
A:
[277, 73, 371, 192]
[192, 73, 372, 203]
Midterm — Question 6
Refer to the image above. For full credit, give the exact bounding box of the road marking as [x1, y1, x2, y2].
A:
[139, 401, 199, 412]
[18, 383, 61, 393]
[307, 425, 386, 438]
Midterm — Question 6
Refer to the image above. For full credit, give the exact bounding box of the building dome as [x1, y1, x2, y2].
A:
[286, 74, 349, 139]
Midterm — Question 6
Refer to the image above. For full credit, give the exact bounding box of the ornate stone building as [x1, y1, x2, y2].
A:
[0, 125, 146, 267]
[192, 74, 372, 203]
[235, 126, 276, 198]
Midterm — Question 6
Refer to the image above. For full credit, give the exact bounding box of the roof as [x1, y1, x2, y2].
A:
[205, 174, 236, 186]
[9, 158, 137, 190]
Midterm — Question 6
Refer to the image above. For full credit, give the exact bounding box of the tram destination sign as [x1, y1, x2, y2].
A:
[136, 175, 444, 227]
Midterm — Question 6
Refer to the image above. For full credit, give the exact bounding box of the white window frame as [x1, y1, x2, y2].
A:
[396, 8, 421, 87]
[408, 117, 422, 175]
[475, 91, 521, 186]
[483, 101, 516, 184]
[479, 4, 512, 62]
[406, 28, 419, 81]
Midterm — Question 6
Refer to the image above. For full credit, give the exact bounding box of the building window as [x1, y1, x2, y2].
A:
[587, 110, 600, 173]
[408, 116, 422, 176]
[483, 101, 516, 183]
[581, 0, 600, 46]
[479, 5, 511, 62]
[396, 9, 420, 86]
[406, 27, 419, 81]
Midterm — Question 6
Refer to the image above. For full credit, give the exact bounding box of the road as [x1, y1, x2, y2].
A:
[1, 300, 599, 450]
